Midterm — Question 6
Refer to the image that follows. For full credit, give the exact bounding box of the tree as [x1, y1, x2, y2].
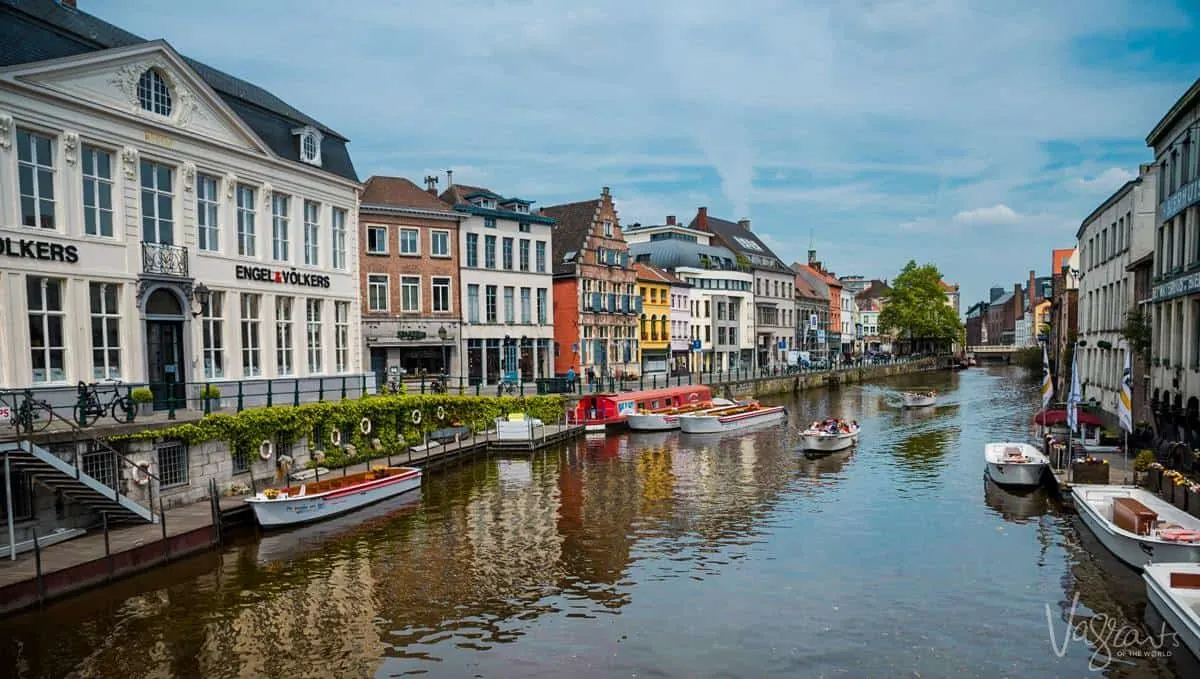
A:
[878, 260, 963, 352]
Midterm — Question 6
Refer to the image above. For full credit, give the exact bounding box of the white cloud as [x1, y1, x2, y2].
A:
[1069, 167, 1138, 193]
[952, 204, 1023, 225]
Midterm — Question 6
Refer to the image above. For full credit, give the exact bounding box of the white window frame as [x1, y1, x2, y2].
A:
[137, 69, 173, 116]
[331, 207, 347, 270]
[303, 200, 320, 266]
[17, 129, 56, 230]
[28, 277, 66, 383]
[334, 301, 350, 373]
[399, 228, 419, 256]
[519, 239, 530, 271]
[537, 288, 547, 324]
[431, 230, 451, 257]
[89, 282, 121, 380]
[240, 293, 261, 377]
[202, 291, 225, 378]
[140, 160, 175, 245]
[485, 285, 498, 323]
[272, 193, 290, 261]
[366, 225, 388, 255]
[536, 241, 546, 273]
[275, 296, 294, 376]
[485, 235, 497, 269]
[432, 277, 451, 313]
[306, 299, 323, 374]
[502, 237, 514, 270]
[81, 144, 114, 238]
[467, 284, 480, 323]
[236, 185, 257, 257]
[520, 287, 531, 324]
[367, 274, 390, 312]
[400, 276, 421, 313]
[197, 174, 220, 252]
[504, 286, 515, 323]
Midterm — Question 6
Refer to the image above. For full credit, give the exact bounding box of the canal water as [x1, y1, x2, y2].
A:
[0, 366, 1191, 678]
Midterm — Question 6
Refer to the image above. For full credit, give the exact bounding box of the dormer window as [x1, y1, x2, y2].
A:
[137, 69, 172, 116]
[515, 204, 529, 214]
[292, 126, 323, 166]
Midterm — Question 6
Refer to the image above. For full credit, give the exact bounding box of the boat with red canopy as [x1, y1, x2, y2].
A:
[571, 384, 712, 432]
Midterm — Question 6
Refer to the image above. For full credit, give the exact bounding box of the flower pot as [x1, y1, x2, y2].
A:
[1174, 484, 1190, 511]
[1162, 481, 1176, 502]
[1072, 462, 1109, 485]
[1144, 468, 1162, 492]
[1189, 489, 1200, 520]
[137, 402, 154, 417]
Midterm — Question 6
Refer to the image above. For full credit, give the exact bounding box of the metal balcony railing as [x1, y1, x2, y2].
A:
[141, 241, 189, 277]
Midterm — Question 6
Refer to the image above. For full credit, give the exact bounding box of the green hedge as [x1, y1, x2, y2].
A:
[107, 394, 566, 462]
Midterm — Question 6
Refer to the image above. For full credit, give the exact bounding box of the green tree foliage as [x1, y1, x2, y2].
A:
[878, 260, 963, 342]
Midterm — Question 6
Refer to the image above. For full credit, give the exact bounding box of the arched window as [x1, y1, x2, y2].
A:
[650, 315, 659, 341]
[137, 69, 173, 116]
[640, 314, 647, 340]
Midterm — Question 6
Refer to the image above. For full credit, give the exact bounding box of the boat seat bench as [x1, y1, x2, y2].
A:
[1171, 572, 1200, 589]
[1112, 497, 1157, 536]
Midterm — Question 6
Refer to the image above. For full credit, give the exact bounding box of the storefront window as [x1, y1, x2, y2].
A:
[89, 282, 121, 380]
[240, 293, 261, 377]
[485, 339, 501, 384]
[306, 299, 323, 374]
[28, 277, 65, 383]
[468, 339, 483, 385]
[203, 292, 225, 378]
[275, 297, 293, 375]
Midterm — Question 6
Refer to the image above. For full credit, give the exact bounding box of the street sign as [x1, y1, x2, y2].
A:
[817, 330, 825, 342]
[809, 313, 818, 329]
[691, 339, 702, 351]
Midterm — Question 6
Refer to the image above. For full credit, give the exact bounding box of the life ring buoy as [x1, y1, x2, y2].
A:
[134, 461, 152, 486]
[330, 428, 342, 446]
[360, 417, 373, 435]
[411, 409, 422, 425]
[436, 406, 447, 421]
[688, 392, 699, 402]
[259, 439, 273, 460]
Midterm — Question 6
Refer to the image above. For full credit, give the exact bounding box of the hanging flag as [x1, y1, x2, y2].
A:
[1041, 344, 1054, 409]
[1118, 350, 1133, 433]
[1067, 350, 1082, 433]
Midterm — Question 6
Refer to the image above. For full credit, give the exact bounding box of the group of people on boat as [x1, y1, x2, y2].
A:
[808, 418, 858, 435]
[907, 391, 936, 398]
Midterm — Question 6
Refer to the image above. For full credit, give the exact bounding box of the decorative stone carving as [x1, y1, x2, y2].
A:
[109, 59, 201, 127]
[109, 62, 148, 111]
[121, 146, 139, 180]
[261, 182, 273, 212]
[181, 162, 196, 192]
[175, 87, 201, 128]
[225, 173, 237, 199]
[0, 112, 12, 150]
[62, 131, 79, 165]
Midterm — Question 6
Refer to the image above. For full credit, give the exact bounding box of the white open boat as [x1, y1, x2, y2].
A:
[1071, 484, 1200, 570]
[983, 442, 1048, 488]
[799, 420, 860, 452]
[627, 398, 733, 431]
[902, 391, 936, 408]
[245, 466, 422, 528]
[678, 401, 787, 434]
[1143, 563, 1200, 661]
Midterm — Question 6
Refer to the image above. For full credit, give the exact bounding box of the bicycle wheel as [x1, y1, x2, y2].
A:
[75, 400, 100, 428]
[111, 396, 135, 422]
[30, 400, 54, 432]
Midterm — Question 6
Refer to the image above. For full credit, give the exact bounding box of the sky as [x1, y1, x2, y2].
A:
[89, 0, 1200, 311]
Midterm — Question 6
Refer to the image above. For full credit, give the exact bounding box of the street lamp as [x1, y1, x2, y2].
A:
[190, 282, 210, 318]
[437, 325, 448, 379]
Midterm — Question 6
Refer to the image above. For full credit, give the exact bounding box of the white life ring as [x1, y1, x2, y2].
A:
[259, 439, 273, 460]
[330, 428, 342, 446]
[360, 417, 373, 435]
[688, 392, 699, 402]
[436, 406, 447, 421]
[134, 462, 152, 486]
[411, 409, 422, 425]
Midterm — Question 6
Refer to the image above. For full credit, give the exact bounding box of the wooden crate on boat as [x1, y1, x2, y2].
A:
[1112, 497, 1157, 536]
[1170, 571, 1200, 589]
[1072, 462, 1109, 485]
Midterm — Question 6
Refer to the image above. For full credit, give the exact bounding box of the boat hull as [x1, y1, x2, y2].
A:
[246, 470, 422, 529]
[902, 394, 936, 408]
[626, 413, 680, 431]
[678, 406, 787, 434]
[1143, 564, 1200, 661]
[1072, 485, 1200, 570]
[984, 461, 1046, 488]
[801, 433, 857, 452]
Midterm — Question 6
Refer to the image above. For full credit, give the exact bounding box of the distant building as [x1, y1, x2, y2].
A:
[1049, 248, 1079, 395]
[965, 301, 989, 346]
[793, 267, 830, 355]
[633, 262, 676, 376]
[854, 280, 892, 353]
[794, 249, 844, 363]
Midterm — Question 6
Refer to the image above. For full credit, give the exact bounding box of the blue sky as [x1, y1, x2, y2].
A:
[90, 0, 1200, 310]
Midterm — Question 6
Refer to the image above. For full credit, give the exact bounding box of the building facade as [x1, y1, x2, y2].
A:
[965, 301, 987, 346]
[668, 272, 693, 374]
[626, 219, 752, 373]
[543, 187, 639, 379]
[855, 280, 891, 353]
[1049, 248, 1079, 395]
[633, 262, 673, 376]
[796, 250, 843, 363]
[1075, 166, 1156, 421]
[690, 208, 793, 369]
[794, 269, 830, 356]
[1146, 79, 1200, 439]
[359, 176, 462, 382]
[440, 179, 554, 386]
[0, 7, 364, 412]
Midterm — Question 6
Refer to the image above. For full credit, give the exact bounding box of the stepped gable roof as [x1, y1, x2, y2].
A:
[539, 199, 602, 276]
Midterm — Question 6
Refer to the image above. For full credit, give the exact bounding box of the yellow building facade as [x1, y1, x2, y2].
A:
[635, 263, 672, 375]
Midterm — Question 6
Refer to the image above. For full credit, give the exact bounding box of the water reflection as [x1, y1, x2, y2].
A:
[982, 476, 1052, 525]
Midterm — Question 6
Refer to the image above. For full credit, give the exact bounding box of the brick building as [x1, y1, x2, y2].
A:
[794, 249, 843, 363]
[965, 301, 988, 346]
[359, 176, 462, 380]
[984, 284, 1024, 345]
[542, 187, 639, 379]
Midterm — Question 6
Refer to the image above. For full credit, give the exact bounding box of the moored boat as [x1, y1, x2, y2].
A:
[627, 398, 734, 431]
[677, 401, 787, 434]
[572, 384, 713, 431]
[983, 442, 1048, 488]
[799, 419, 860, 452]
[1071, 484, 1200, 570]
[1143, 563, 1200, 661]
[245, 466, 422, 529]
[902, 391, 936, 408]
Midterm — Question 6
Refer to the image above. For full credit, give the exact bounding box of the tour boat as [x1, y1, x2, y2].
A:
[1143, 563, 1200, 661]
[244, 466, 422, 528]
[902, 391, 936, 408]
[677, 401, 787, 434]
[799, 419, 860, 452]
[627, 398, 734, 431]
[1071, 484, 1200, 570]
[983, 442, 1049, 488]
[572, 384, 712, 432]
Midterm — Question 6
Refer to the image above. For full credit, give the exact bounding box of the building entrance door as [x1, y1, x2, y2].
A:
[146, 320, 186, 410]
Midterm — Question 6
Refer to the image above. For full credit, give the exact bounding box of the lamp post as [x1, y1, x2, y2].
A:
[437, 325, 449, 379]
[190, 282, 210, 318]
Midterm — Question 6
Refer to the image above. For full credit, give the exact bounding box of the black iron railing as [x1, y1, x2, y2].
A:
[141, 241, 189, 277]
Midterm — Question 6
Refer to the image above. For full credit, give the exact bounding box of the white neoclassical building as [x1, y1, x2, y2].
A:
[0, 6, 364, 412]
[1076, 164, 1157, 421]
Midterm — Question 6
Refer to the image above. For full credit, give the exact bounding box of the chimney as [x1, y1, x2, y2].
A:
[601, 186, 610, 197]
[1027, 270, 1037, 304]
[737, 218, 751, 231]
[666, 215, 676, 226]
[808, 249, 817, 265]
[424, 174, 439, 195]
[445, 169, 454, 188]
[695, 206, 709, 231]
[1014, 284, 1023, 311]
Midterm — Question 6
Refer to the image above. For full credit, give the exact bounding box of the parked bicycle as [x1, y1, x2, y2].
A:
[497, 380, 517, 396]
[429, 377, 447, 394]
[75, 381, 136, 427]
[10, 389, 54, 433]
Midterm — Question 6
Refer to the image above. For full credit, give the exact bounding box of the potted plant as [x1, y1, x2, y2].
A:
[1136, 454, 1160, 491]
[200, 384, 222, 410]
[1162, 470, 1182, 503]
[130, 387, 154, 417]
[1173, 474, 1191, 512]
[1072, 457, 1109, 484]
